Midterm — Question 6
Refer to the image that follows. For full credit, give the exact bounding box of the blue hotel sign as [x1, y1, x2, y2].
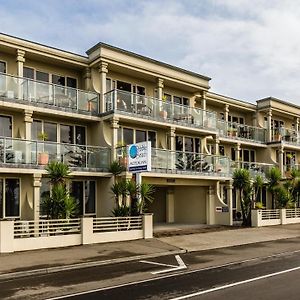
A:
[127, 141, 151, 173]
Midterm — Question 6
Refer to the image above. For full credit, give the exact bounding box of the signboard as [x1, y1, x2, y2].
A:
[127, 141, 151, 173]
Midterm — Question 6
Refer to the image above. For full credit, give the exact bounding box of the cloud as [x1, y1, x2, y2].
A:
[1, 0, 300, 104]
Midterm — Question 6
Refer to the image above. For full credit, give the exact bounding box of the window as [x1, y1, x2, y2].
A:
[136, 130, 146, 143]
[228, 115, 244, 124]
[40, 178, 50, 216]
[61, 125, 74, 144]
[75, 126, 86, 145]
[176, 135, 201, 153]
[148, 131, 156, 148]
[71, 180, 96, 215]
[23, 67, 34, 79]
[0, 61, 6, 73]
[32, 120, 43, 140]
[36, 71, 49, 82]
[123, 128, 134, 145]
[67, 77, 77, 88]
[0, 178, 20, 218]
[0, 115, 12, 137]
[117, 81, 131, 92]
[32, 120, 57, 142]
[219, 145, 225, 156]
[52, 75, 65, 86]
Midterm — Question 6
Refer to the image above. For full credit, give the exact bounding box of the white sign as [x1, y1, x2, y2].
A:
[127, 141, 151, 173]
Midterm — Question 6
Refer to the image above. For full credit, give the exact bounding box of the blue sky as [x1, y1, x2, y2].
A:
[1, 0, 300, 104]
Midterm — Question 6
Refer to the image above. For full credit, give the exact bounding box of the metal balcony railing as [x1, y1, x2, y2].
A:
[217, 120, 266, 143]
[0, 72, 99, 114]
[0, 136, 110, 171]
[271, 127, 300, 145]
[104, 89, 217, 131]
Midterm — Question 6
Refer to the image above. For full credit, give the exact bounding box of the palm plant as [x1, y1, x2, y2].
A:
[233, 168, 252, 226]
[138, 182, 155, 214]
[46, 161, 71, 186]
[253, 175, 264, 204]
[266, 167, 282, 208]
[109, 160, 126, 184]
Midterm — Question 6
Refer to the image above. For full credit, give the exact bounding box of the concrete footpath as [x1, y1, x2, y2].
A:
[0, 223, 300, 280]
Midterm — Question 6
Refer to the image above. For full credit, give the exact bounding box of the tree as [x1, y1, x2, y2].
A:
[109, 160, 126, 184]
[41, 162, 78, 219]
[266, 167, 282, 208]
[232, 168, 252, 226]
[138, 182, 155, 214]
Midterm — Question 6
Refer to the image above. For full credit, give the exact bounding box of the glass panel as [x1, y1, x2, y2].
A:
[75, 126, 86, 145]
[52, 75, 65, 86]
[85, 181, 95, 214]
[136, 86, 145, 95]
[176, 136, 183, 151]
[23, 67, 34, 79]
[123, 128, 133, 145]
[44, 122, 57, 142]
[106, 78, 111, 92]
[36, 71, 49, 82]
[136, 130, 146, 143]
[185, 137, 193, 152]
[117, 81, 131, 92]
[148, 131, 156, 147]
[195, 138, 201, 153]
[5, 178, 20, 217]
[60, 125, 74, 144]
[71, 181, 83, 215]
[32, 120, 43, 140]
[0, 61, 6, 73]
[67, 77, 77, 88]
[40, 178, 50, 216]
[0, 115, 12, 137]
[173, 96, 181, 105]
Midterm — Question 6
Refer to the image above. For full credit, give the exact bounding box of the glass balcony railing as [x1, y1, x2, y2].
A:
[105, 90, 217, 130]
[234, 161, 274, 178]
[0, 72, 99, 114]
[217, 120, 266, 143]
[271, 127, 300, 145]
[151, 148, 231, 176]
[0, 137, 110, 171]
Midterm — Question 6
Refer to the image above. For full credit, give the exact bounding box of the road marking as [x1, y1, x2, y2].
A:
[170, 265, 300, 300]
[45, 249, 300, 300]
[140, 255, 187, 274]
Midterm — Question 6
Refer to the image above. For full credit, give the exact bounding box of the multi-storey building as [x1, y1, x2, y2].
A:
[0, 33, 299, 227]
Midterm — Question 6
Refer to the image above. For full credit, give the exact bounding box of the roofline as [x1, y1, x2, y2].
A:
[0, 32, 88, 59]
[86, 42, 211, 81]
[257, 96, 300, 110]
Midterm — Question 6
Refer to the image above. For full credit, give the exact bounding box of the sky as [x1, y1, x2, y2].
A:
[1, 0, 300, 104]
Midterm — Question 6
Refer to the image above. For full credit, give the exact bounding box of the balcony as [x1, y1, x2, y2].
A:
[237, 161, 274, 178]
[271, 127, 300, 145]
[151, 148, 231, 177]
[218, 120, 266, 143]
[0, 72, 99, 114]
[105, 90, 217, 131]
[0, 137, 110, 171]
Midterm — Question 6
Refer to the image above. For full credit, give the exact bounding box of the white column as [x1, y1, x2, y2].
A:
[201, 91, 207, 110]
[227, 181, 233, 226]
[84, 67, 92, 91]
[279, 146, 284, 175]
[206, 186, 215, 225]
[166, 188, 175, 223]
[33, 174, 42, 220]
[157, 78, 164, 100]
[110, 117, 119, 162]
[235, 143, 241, 168]
[143, 213, 153, 239]
[16, 49, 25, 77]
[214, 136, 220, 155]
[99, 61, 108, 113]
[224, 104, 229, 122]
[24, 110, 33, 140]
[169, 127, 176, 170]
[0, 220, 14, 253]
[295, 117, 299, 143]
[267, 109, 272, 142]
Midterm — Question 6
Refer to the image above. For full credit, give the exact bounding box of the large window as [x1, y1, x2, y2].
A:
[32, 120, 57, 142]
[175, 135, 201, 153]
[71, 180, 96, 215]
[0, 178, 20, 218]
[61, 125, 86, 145]
[118, 127, 157, 147]
[0, 115, 12, 137]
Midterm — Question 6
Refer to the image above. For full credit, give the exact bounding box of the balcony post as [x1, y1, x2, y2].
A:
[214, 135, 220, 155]
[16, 49, 25, 100]
[83, 67, 92, 90]
[157, 78, 164, 100]
[296, 117, 299, 143]
[110, 117, 119, 162]
[224, 104, 229, 122]
[99, 61, 108, 113]
[168, 127, 176, 170]
[33, 173, 42, 221]
[24, 109, 33, 140]
[226, 180, 233, 226]
[279, 146, 284, 176]
[235, 143, 241, 168]
[206, 186, 215, 225]
[267, 109, 272, 142]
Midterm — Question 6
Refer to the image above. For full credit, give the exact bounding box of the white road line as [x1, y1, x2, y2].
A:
[170, 265, 300, 300]
[45, 249, 300, 300]
[139, 260, 177, 268]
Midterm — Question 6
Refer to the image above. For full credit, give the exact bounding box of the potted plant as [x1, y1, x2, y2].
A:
[37, 132, 49, 165]
[159, 95, 168, 120]
[273, 129, 282, 141]
[228, 127, 237, 137]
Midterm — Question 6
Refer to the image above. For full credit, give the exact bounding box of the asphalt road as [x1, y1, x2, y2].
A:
[1, 237, 300, 300]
